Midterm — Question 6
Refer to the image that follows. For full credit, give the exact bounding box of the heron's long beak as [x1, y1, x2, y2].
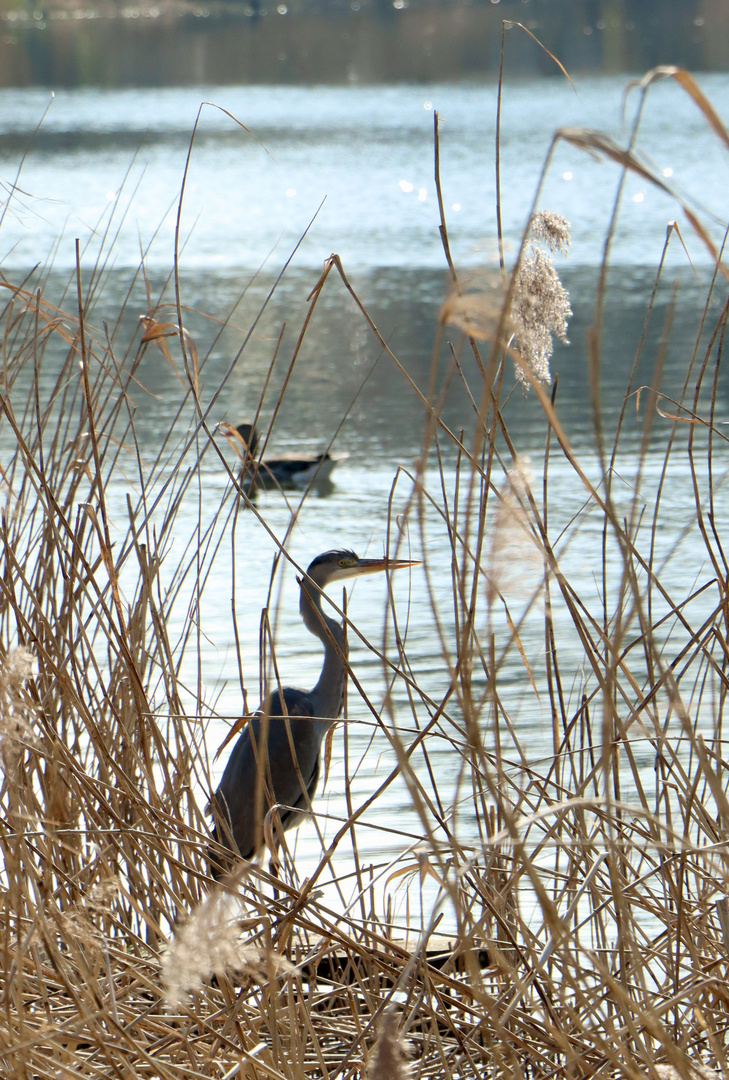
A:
[349, 557, 420, 577]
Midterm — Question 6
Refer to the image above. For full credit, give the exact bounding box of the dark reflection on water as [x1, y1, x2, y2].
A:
[15, 262, 718, 459]
[1, 1, 725, 89]
[108, 265, 729, 451]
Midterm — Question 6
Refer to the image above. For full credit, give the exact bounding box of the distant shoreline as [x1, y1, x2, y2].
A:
[0, 0, 725, 87]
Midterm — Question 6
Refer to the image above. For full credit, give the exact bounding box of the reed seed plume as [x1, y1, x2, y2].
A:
[529, 208, 571, 254]
[509, 210, 572, 386]
[0, 646, 38, 773]
[62, 875, 121, 956]
[0, 64, 728, 1080]
[485, 457, 542, 610]
[368, 1011, 410, 1080]
[161, 890, 294, 1005]
[655, 1066, 719, 1080]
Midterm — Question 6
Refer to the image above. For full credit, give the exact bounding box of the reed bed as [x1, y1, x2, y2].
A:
[1, 59, 729, 1080]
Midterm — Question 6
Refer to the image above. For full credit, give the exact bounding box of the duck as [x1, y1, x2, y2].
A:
[220, 422, 346, 490]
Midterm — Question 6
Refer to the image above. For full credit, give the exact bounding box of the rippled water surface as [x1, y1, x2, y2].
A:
[2, 75, 729, 916]
[1, 75, 729, 270]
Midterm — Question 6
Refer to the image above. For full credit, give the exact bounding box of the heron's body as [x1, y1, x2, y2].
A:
[233, 423, 345, 489]
[209, 549, 416, 876]
[212, 693, 325, 862]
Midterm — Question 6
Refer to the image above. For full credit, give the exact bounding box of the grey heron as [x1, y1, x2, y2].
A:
[209, 549, 417, 877]
[222, 422, 346, 489]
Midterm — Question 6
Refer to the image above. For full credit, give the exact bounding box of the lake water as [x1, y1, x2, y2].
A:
[2, 73, 729, 923]
[2, 77, 729, 272]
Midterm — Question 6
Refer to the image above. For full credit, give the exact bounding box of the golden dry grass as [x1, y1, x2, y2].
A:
[0, 59, 728, 1080]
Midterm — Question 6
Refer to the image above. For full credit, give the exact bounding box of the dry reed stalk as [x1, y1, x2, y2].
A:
[0, 62, 728, 1080]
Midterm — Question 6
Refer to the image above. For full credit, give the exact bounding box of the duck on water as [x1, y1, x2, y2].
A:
[220, 421, 347, 491]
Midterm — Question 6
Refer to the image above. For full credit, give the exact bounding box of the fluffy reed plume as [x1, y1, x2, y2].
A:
[655, 1066, 719, 1080]
[485, 457, 541, 609]
[437, 215, 570, 389]
[161, 890, 295, 1005]
[509, 210, 572, 386]
[3, 64, 729, 1080]
[0, 646, 38, 772]
[528, 208, 571, 254]
[368, 1011, 410, 1080]
[62, 876, 121, 956]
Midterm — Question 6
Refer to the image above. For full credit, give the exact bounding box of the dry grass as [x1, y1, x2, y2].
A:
[0, 58, 729, 1080]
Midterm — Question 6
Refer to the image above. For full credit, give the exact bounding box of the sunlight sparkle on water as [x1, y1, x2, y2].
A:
[2, 78, 728, 273]
[398, 180, 414, 193]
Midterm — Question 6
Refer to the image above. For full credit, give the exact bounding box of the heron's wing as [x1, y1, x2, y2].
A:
[212, 690, 326, 860]
[264, 689, 324, 810]
[212, 719, 263, 859]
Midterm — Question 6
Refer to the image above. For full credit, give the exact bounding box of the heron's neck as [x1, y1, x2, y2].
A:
[300, 577, 348, 723]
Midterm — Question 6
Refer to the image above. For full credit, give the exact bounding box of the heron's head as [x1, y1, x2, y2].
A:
[305, 549, 419, 589]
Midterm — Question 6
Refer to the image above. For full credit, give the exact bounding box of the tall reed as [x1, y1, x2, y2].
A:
[0, 61, 728, 1080]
